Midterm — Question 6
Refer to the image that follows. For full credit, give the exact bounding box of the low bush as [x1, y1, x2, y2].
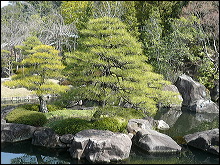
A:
[93, 117, 127, 133]
[46, 104, 61, 112]
[19, 103, 60, 112]
[48, 118, 93, 135]
[92, 106, 145, 120]
[45, 109, 95, 121]
[20, 104, 39, 111]
[5, 108, 47, 127]
[46, 116, 127, 135]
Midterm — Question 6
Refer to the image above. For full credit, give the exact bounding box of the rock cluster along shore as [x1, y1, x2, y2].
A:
[1, 117, 182, 163]
[175, 74, 219, 113]
[2, 116, 219, 163]
[184, 128, 219, 155]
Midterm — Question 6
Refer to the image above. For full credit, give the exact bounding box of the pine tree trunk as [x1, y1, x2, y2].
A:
[39, 96, 48, 113]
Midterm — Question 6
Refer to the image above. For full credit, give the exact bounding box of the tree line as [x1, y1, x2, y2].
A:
[1, 1, 219, 113]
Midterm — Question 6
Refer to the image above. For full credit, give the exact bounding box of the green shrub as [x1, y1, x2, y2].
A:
[46, 116, 128, 135]
[19, 104, 39, 111]
[93, 117, 127, 133]
[5, 108, 47, 127]
[46, 104, 61, 112]
[92, 106, 145, 120]
[45, 109, 95, 121]
[48, 118, 93, 135]
[19, 103, 60, 112]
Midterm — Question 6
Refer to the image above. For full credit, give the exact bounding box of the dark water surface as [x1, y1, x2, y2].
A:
[1, 106, 219, 164]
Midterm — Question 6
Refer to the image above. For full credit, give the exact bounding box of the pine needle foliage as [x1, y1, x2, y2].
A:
[64, 17, 180, 116]
[3, 44, 69, 112]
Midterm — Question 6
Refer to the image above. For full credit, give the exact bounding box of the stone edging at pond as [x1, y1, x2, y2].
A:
[1, 106, 219, 163]
[1, 106, 181, 163]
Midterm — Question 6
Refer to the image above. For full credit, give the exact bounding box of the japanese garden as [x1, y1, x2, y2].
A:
[1, 1, 219, 164]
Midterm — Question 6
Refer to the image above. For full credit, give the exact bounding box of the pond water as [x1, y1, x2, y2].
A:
[1, 105, 219, 164]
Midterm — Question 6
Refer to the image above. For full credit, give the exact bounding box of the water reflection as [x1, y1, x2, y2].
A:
[1, 141, 219, 164]
[128, 145, 219, 164]
[1, 140, 90, 164]
[154, 107, 219, 138]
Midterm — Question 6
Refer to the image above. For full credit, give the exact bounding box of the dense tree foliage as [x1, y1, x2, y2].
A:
[64, 17, 181, 116]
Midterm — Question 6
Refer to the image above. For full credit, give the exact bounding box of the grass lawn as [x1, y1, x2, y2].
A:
[1, 84, 34, 98]
[1, 78, 60, 98]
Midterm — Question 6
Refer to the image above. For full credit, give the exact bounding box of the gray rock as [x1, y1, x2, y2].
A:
[1, 123, 36, 142]
[59, 134, 74, 144]
[174, 74, 219, 113]
[156, 120, 170, 130]
[127, 119, 155, 134]
[127, 118, 170, 133]
[68, 129, 132, 163]
[132, 129, 182, 153]
[32, 127, 66, 148]
[184, 128, 219, 155]
[59, 134, 74, 147]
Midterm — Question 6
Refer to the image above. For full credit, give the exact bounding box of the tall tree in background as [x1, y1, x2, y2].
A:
[92, 1, 139, 38]
[181, 1, 219, 90]
[3, 45, 69, 113]
[1, 49, 13, 77]
[64, 17, 181, 116]
[61, 1, 93, 30]
[1, 2, 30, 77]
[61, 1, 139, 38]
[1, 1, 76, 77]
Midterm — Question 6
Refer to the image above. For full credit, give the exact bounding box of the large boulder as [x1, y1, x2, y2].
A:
[32, 127, 67, 148]
[68, 129, 132, 163]
[184, 128, 219, 155]
[174, 74, 219, 113]
[132, 129, 182, 153]
[1, 123, 37, 142]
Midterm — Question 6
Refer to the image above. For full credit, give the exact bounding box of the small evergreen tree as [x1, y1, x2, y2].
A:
[3, 44, 69, 113]
[64, 17, 180, 116]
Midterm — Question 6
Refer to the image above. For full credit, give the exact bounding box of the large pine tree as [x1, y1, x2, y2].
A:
[64, 17, 180, 116]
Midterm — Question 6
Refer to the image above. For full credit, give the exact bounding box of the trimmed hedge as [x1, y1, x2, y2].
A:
[19, 103, 60, 112]
[5, 108, 47, 127]
[20, 104, 39, 111]
[93, 117, 128, 133]
[92, 106, 145, 120]
[48, 118, 93, 135]
[47, 116, 128, 135]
